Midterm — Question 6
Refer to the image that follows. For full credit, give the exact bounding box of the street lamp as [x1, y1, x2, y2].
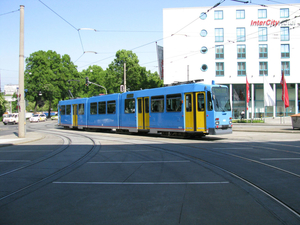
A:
[86, 70, 107, 95]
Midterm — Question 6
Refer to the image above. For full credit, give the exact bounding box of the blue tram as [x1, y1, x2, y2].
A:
[58, 80, 232, 136]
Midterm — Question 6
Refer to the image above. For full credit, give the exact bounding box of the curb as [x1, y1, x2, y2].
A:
[0, 133, 46, 148]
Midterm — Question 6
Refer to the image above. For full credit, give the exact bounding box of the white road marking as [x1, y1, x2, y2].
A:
[261, 158, 300, 161]
[0, 160, 31, 162]
[53, 181, 229, 185]
[88, 160, 190, 164]
[100, 150, 154, 153]
[213, 148, 254, 150]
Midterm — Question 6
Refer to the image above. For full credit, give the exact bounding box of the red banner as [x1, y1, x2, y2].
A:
[280, 71, 289, 108]
[246, 75, 250, 110]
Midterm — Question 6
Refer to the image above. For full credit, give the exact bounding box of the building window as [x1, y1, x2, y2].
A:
[215, 28, 224, 42]
[237, 62, 246, 76]
[200, 29, 207, 37]
[280, 8, 289, 18]
[200, 12, 207, 20]
[237, 45, 246, 59]
[236, 10, 245, 19]
[259, 62, 268, 76]
[237, 28, 245, 42]
[201, 46, 208, 54]
[216, 62, 224, 76]
[215, 45, 224, 59]
[258, 9, 267, 18]
[258, 27, 267, 41]
[215, 10, 223, 20]
[201, 64, 208, 72]
[259, 44, 268, 58]
[281, 27, 289, 41]
[281, 44, 290, 58]
[281, 61, 290, 76]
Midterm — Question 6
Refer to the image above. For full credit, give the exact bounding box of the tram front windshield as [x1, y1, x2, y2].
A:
[212, 87, 231, 112]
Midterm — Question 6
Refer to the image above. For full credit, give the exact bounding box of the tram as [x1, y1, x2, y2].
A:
[58, 80, 232, 136]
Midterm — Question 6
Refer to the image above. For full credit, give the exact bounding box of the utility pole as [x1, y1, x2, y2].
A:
[187, 65, 189, 81]
[18, 5, 25, 138]
[124, 62, 126, 93]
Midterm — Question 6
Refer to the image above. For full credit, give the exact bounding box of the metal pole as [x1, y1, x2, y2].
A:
[18, 5, 25, 138]
[283, 70, 285, 124]
[187, 65, 189, 81]
[124, 62, 126, 93]
[263, 74, 266, 123]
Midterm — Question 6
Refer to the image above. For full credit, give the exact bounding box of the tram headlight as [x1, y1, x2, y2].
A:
[215, 118, 219, 125]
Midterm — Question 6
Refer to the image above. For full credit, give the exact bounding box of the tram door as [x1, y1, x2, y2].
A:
[138, 97, 150, 130]
[185, 92, 206, 132]
[73, 104, 78, 127]
[185, 93, 194, 131]
[195, 92, 206, 132]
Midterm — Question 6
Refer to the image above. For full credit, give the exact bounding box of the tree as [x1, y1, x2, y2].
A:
[0, 93, 7, 116]
[81, 65, 107, 97]
[25, 50, 80, 115]
[106, 49, 163, 93]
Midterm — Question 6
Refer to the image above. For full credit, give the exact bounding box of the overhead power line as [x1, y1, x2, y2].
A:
[38, 0, 77, 31]
[0, 9, 20, 17]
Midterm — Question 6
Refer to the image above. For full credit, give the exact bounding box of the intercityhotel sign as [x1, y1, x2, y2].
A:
[250, 19, 280, 26]
[250, 19, 296, 27]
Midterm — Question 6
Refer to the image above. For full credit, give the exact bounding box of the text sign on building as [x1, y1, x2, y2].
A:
[250, 20, 280, 26]
[250, 19, 297, 27]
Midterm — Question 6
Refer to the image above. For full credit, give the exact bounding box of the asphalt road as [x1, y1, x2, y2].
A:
[0, 121, 299, 224]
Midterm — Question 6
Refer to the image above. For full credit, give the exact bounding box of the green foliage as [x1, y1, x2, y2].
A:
[232, 119, 264, 123]
[25, 50, 79, 114]
[0, 93, 7, 115]
[81, 65, 106, 97]
[24, 49, 163, 106]
[106, 50, 163, 94]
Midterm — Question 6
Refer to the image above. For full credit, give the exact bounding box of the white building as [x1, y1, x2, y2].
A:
[163, 4, 300, 119]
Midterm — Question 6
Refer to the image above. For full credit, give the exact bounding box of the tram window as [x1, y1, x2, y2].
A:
[125, 99, 135, 114]
[90, 102, 97, 115]
[66, 105, 71, 115]
[78, 104, 85, 115]
[198, 94, 205, 111]
[98, 101, 106, 114]
[138, 99, 142, 113]
[166, 94, 182, 112]
[145, 98, 149, 113]
[60, 105, 65, 115]
[186, 94, 192, 112]
[151, 95, 164, 113]
[207, 91, 213, 111]
[107, 101, 116, 114]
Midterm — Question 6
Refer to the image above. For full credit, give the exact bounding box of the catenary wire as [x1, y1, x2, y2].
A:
[0, 9, 20, 17]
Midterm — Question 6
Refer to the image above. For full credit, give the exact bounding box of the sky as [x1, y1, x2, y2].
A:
[1, 0, 299, 91]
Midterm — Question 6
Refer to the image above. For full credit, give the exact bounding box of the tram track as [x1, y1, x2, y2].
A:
[2, 121, 299, 223]
[88, 132, 300, 224]
[0, 126, 100, 207]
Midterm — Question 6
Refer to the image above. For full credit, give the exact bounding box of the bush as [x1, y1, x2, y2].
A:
[232, 119, 264, 123]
